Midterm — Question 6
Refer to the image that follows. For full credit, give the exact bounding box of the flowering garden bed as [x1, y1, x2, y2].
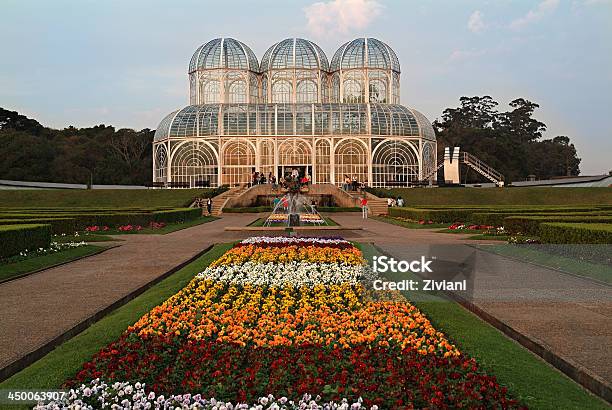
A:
[33, 236, 524, 409]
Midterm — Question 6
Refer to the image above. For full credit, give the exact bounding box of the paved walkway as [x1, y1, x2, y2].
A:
[1, 212, 610, 393]
[0, 214, 257, 373]
[332, 213, 612, 387]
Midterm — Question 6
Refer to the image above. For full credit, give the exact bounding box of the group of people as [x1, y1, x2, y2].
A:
[251, 169, 312, 191]
[251, 171, 275, 187]
[387, 196, 405, 207]
[342, 175, 366, 192]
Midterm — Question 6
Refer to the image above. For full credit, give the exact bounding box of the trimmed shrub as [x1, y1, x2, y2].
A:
[505, 215, 612, 235]
[152, 208, 202, 223]
[389, 207, 477, 223]
[0, 218, 76, 234]
[470, 211, 609, 227]
[0, 224, 52, 258]
[539, 223, 612, 244]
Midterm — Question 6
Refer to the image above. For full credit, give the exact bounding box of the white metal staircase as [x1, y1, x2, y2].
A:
[461, 152, 504, 186]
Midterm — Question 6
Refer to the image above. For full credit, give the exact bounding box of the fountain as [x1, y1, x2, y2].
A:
[264, 175, 327, 228]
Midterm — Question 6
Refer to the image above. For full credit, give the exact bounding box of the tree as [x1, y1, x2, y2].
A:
[434, 96, 581, 182]
[0, 107, 155, 185]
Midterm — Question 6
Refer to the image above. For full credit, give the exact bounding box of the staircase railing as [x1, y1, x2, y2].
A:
[462, 152, 504, 185]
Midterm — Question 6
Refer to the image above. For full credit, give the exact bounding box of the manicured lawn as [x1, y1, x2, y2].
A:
[0, 244, 232, 403]
[367, 187, 612, 206]
[358, 242, 608, 409]
[371, 215, 448, 229]
[0, 188, 223, 208]
[0, 245, 105, 283]
[477, 244, 612, 284]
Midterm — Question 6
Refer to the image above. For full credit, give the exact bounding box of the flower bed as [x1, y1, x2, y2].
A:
[265, 213, 324, 224]
[49, 236, 521, 408]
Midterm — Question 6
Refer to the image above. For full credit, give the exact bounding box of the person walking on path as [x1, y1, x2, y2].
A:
[206, 198, 213, 215]
[360, 196, 369, 219]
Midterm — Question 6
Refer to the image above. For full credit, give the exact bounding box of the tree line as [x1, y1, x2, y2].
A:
[0, 108, 152, 185]
[0, 96, 581, 185]
[434, 96, 580, 183]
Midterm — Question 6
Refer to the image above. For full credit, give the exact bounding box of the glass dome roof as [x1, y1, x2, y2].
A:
[189, 38, 259, 73]
[154, 103, 434, 141]
[260, 38, 330, 72]
[330, 38, 400, 72]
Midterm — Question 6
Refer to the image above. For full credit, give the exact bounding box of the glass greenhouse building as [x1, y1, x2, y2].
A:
[153, 37, 437, 187]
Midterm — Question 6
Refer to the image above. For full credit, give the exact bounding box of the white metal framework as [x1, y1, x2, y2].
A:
[154, 37, 436, 187]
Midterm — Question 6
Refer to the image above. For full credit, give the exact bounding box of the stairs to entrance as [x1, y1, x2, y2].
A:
[202, 185, 249, 216]
[341, 187, 388, 216]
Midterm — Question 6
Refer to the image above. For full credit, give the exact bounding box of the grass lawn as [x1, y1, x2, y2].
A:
[371, 215, 448, 229]
[0, 245, 105, 283]
[477, 244, 612, 284]
[0, 243, 232, 405]
[367, 187, 612, 206]
[95, 216, 218, 235]
[0, 188, 222, 208]
[357, 242, 608, 409]
[249, 216, 337, 227]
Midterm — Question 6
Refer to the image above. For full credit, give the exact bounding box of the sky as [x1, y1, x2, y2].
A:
[1, 0, 611, 174]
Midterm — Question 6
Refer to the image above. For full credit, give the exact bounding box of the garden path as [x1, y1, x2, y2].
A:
[332, 212, 612, 393]
[0, 214, 256, 376]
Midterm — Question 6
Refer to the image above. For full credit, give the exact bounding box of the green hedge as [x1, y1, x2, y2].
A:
[389, 207, 477, 223]
[504, 216, 612, 235]
[0, 224, 52, 258]
[470, 211, 609, 227]
[0, 207, 203, 229]
[539, 223, 612, 244]
[0, 218, 76, 234]
[152, 208, 201, 223]
[388, 206, 608, 225]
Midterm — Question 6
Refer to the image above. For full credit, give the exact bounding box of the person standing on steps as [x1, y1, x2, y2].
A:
[207, 197, 213, 215]
[360, 196, 368, 220]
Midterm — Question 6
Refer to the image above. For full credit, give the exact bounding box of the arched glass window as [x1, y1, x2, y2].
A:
[202, 80, 220, 104]
[343, 79, 364, 103]
[369, 79, 387, 103]
[272, 80, 292, 103]
[228, 80, 246, 103]
[331, 74, 340, 103]
[296, 80, 317, 103]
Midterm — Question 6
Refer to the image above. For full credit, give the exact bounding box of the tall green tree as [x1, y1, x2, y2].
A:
[434, 96, 581, 183]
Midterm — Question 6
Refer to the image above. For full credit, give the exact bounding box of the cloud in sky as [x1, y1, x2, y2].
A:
[304, 0, 382, 38]
[448, 48, 487, 63]
[581, 0, 612, 4]
[510, 0, 560, 30]
[467, 10, 486, 33]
